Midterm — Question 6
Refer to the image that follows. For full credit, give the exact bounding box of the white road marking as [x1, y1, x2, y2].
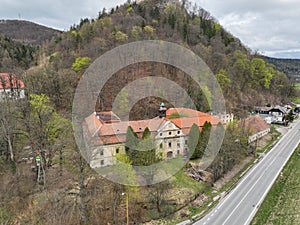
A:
[221, 131, 296, 225]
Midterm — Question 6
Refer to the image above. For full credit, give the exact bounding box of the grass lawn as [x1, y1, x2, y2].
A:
[293, 83, 300, 104]
[251, 147, 300, 225]
[294, 83, 300, 90]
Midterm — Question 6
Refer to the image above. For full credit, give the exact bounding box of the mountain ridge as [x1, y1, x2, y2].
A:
[263, 56, 300, 82]
[0, 19, 61, 45]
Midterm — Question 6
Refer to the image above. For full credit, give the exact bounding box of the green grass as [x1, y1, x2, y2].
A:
[292, 97, 300, 104]
[256, 130, 281, 153]
[173, 169, 206, 193]
[293, 83, 300, 90]
[251, 147, 300, 225]
[0, 207, 13, 225]
[292, 83, 300, 103]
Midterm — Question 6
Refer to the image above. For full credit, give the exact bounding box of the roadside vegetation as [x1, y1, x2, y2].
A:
[251, 147, 300, 225]
[292, 83, 300, 104]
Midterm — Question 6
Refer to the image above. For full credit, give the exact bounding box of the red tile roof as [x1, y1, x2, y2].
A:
[240, 115, 270, 135]
[84, 108, 222, 145]
[99, 117, 166, 137]
[166, 108, 208, 118]
[88, 117, 166, 145]
[84, 113, 103, 137]
[0, 73, 25, 89]
[96, 111, 121, 124]
[166, 108, 222, 134]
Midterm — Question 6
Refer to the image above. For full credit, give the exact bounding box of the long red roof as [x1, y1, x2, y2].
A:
[0, 73, 25, 89]
[166, 108, 222, 134]
[84, 108, 222, 145]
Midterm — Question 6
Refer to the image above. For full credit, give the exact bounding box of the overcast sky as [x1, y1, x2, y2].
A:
[1, 0, 300, 59]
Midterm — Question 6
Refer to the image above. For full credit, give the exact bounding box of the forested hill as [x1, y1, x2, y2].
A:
[0, 36, 37, 74]
[32, 0, 294, 117]
[264, 56, 300, 82]
[0, 20, 61, 45]
[0, 20, 61, 75]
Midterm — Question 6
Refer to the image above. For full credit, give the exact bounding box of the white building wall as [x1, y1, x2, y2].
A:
[90, 121, 188, 168]
[90, 144, 125, 168]
[248, 128, 271, 143]
[0, 89, 25, 100]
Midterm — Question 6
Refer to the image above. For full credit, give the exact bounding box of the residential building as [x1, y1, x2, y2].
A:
[240, 115, 271, 143]
[0, 73, 25, 100]
[212, 113, 234, 124]
[256, 105, 290, 124]
[83, 106, 222, 168]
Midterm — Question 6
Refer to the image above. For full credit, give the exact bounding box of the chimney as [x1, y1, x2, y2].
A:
[158, 102, 167, 118]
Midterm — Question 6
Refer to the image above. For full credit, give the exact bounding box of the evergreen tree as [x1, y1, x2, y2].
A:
[138, 127, 156, 166]
[199, 121, 212, 157]
[125, 126, 139, 164]
[188, 123, 200, 159]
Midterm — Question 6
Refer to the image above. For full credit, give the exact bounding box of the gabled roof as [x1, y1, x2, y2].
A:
[99, 117, 166, 137]
[166, 108, 222, 134]
[240, 115, 270, 136]
[0, 73, 25, 89]
[273, 105, 288, 114]
[166, 107, 208, 118]
[256, 105, 289, 114]
[95, 111, 121, 124]
[84, 108, 222, 145]
[84, 113, 103, 137]
[92, 117, 167, 145]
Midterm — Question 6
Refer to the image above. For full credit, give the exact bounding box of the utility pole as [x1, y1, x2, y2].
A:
[122, 192, 129, 224]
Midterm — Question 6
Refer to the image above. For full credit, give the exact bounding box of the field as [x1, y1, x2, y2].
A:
[294, 83, 300, 90]
[251, 147, 300, 225]
[292, 83, 300, 104]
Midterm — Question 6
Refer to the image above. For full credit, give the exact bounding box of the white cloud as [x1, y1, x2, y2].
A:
[195, 0, 300, 58]
[0, 0, 127, 30]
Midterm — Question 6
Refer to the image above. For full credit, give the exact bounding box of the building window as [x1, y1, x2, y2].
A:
[116, 148, 119, 154]
[100, 149, 104, 156]
[177, 150, 180, 155]
[177, 142, 180, 148]
[160, 143, 163, 149]
[160, 133, 162, 136]
[169, 131, 172, 135]
[168, 142, 172, 148]
[177, 131, 180, 135]
[185, 140, 188, 145]
[101, 160, 104, 166]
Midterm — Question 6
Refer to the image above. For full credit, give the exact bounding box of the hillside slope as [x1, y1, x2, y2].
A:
[264, 56, 300, 82]
[0, 19, 61, 45]
[37, 0, 294, 117]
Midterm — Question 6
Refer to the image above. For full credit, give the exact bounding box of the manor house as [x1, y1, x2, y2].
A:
[83, 105, 222, 168]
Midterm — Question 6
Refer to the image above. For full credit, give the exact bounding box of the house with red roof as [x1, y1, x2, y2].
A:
[240, 115, 271, 143]
[0, 73, 25, 100]
[83, 105, 222, 168]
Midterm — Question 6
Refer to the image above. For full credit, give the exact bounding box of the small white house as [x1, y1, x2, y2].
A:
[240, 115, 271, 143]
[0, 73, 25, 100]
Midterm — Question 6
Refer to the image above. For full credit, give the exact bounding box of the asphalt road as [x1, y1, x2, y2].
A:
[194, 119, 300, 225]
